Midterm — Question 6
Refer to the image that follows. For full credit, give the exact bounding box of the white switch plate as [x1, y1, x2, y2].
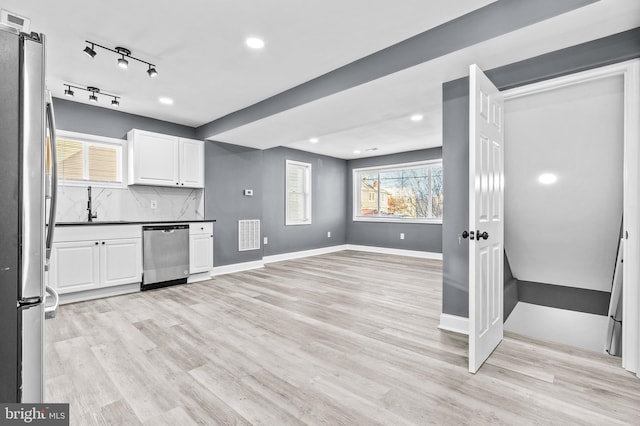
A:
[327, 231, 331, 238]
[400, 233, 405, 240]
[150, 200, 158, 209]
[263, 237, 268, 245]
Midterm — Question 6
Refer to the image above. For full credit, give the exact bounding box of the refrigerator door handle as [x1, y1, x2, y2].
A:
[44, 285, 58, 319]
[45, 97, 58, 265]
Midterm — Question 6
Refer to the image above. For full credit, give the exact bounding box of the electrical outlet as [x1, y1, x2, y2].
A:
[327, 231, 331, 238]
[400, 233, 405, 240]
[263, 237, 268, 245]
[150, 200, 158, 209]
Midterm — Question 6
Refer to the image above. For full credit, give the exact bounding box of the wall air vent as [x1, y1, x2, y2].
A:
[238, 220, 260, 251]
[0, 10, 31, 34]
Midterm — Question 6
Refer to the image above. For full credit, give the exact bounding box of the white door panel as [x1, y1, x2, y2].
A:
[469, 64, 504, 374]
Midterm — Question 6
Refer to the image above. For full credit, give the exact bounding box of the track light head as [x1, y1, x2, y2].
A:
[64, 85, 74, 97]
[118, 56, 129, 69]
[83, 44, 96, 58]
[111, 98, 120, 107]
[87, 86, 100, 102]
[115, 47, 131, 69]
[147, 65, 158, 78]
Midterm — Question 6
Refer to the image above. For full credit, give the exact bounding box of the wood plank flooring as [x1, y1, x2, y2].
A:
[45, 250, 640, 425]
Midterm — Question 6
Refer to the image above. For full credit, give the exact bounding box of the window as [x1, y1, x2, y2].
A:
[55, 131, 124, 186]
[286, 160, 311, 225]
[353, 160, 443, 223]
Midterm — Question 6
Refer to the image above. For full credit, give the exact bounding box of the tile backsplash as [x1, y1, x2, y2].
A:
[55, 185, 204, 222]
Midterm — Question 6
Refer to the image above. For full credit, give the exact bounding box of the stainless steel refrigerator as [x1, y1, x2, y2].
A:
[0, 24, 59, 403]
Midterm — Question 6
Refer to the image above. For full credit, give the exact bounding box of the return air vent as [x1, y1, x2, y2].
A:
[238, 220, 260, 251]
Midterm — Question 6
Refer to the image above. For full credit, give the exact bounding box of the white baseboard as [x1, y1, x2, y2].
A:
[58, 283, 140, 305]
[210, 260, 265, 277]
[187, 272, 213, 283]
[263, 245, 348, 264]
[346, 244, 442, 260]
[438, 313, 469, 335]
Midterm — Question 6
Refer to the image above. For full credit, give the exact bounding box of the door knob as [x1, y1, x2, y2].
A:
[462, 231, 475, 240]
[477, 231, 489, 240]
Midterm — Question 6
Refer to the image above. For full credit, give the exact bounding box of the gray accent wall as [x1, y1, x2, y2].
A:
[442, 82, 470, 317]
[442, 28, 640, 318]
[195, 0, 597, 139]
[517, 281, 611, 316]
[262, 147, 347, 256]
[204, 142, 264, 266]
[347, 149, 442, 253]
[53, 97, 196, 139]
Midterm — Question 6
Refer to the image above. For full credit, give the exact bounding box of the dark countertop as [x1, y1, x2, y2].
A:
[56, 219, 216, 227]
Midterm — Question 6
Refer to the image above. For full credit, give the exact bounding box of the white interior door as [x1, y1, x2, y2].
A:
[468, 64, 504, 374]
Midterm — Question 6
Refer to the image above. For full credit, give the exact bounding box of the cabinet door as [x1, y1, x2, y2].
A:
[130, 131, 179, 186]
[189, 233, 213, 274]
[49, 241, 100, 294]
[101, 238, 142, 287]
[179, 139, 204, 188]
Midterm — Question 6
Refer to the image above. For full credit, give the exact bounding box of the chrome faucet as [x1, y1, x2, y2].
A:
[87, 186, 97, 222]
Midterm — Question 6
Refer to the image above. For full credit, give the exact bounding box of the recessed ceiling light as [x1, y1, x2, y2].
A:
[158, 97, 174, 105]
[246, 37, 265, 49]
[365, 147, 378, 152]
[410, 114, 424, 122]
[309, 137, 319, 143]
[353, 150, 361, 154]
[537, 173, 557, 185]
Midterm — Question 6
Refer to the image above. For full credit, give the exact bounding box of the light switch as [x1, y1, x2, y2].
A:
[244, 189, 253, 196]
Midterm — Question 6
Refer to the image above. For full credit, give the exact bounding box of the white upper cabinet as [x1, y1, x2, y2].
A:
[179, 138, 204, 188]
[128, 129, 204, 188]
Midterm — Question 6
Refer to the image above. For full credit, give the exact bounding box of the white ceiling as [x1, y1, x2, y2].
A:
[212, 0, 640, 159]
[2, 0, 639, 160]
[1, 0, 493, 126]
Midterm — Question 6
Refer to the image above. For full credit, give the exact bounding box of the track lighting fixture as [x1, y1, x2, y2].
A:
[84, 41, 158, 77]
[62, 84, 121, 108]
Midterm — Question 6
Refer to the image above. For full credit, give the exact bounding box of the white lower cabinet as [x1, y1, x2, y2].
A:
[50, 226, 142, 295]
[101, 238, 143, 287]
[189, 223, 214, 274]
[49, 241, 100, 293]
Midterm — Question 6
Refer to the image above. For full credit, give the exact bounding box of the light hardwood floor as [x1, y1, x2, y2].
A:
[45, 251, 640, 425]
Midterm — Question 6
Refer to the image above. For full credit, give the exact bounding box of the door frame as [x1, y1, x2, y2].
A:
[500, 59, 640, 377]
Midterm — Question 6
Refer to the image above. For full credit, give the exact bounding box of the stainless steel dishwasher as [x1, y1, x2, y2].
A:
[142, 224, 190, 290]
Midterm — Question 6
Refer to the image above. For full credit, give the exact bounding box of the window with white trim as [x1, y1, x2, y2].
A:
[353, 160, 443, 223]
[55, 131, 124, 187]
[286, 160, 311, 225]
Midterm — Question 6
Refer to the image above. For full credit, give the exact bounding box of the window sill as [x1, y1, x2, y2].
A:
[353, 217, 442, 225]
[58, 180, 126, 190]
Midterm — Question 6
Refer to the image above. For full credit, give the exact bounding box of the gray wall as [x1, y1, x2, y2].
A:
[262, 147, 347, 256]
[204, 141, 264, 266]
[347, 149, 442, 253]
[53, 97, 196, 139]
[442, 28, 640, 318]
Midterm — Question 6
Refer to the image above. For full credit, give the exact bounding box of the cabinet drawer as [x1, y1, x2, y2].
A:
[189, 222, 213, 235]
